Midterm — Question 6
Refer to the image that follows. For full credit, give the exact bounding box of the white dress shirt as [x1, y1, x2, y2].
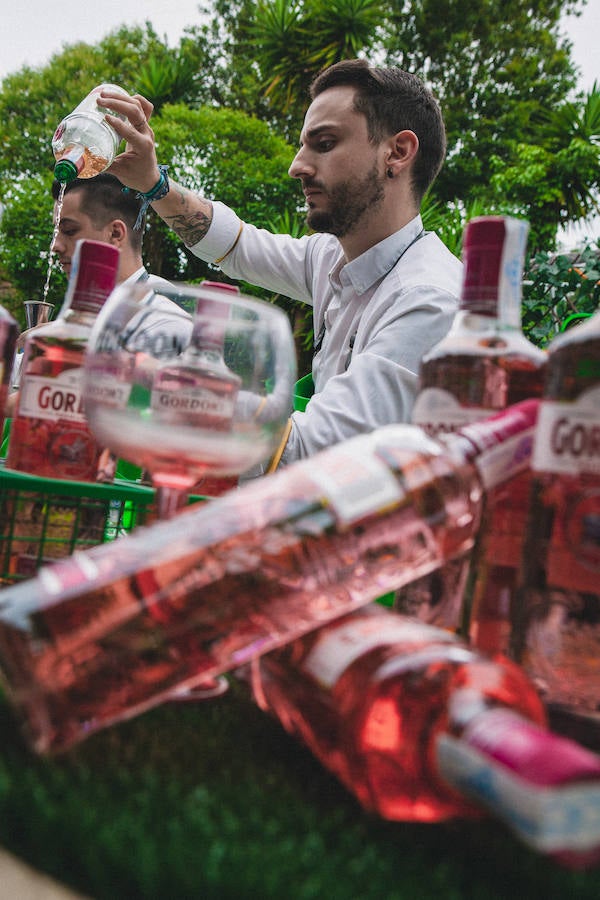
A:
[189, 202, 463, 466]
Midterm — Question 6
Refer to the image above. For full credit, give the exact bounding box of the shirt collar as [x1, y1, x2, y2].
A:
[122, 266, 148, 286]
[331, 215, 424, 294]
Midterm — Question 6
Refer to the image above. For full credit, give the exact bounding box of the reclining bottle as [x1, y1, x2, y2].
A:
[0, 399, 537, 754]
[249, 603, 600, 867]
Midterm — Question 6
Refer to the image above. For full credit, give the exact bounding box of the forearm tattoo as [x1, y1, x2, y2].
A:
[166, 210, 212, 247]
[163, 184, 213, 247]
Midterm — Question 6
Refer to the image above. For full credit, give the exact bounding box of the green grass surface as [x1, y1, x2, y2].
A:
[0, 681, 599, 900]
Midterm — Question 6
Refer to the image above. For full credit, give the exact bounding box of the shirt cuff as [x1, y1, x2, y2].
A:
[187, 202, 243, 264]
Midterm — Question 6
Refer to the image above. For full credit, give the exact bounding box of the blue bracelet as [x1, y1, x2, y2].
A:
[133, 165, 170, 229]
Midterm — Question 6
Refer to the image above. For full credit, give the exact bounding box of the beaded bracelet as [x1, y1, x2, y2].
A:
[133, 164, 170, 230]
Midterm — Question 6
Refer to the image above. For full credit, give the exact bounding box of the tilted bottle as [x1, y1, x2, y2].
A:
[0, 399, 537, 754]
[6, 239, 120, 482]
[52, 84, 129, 182]
[398, 216, 546, 649]
[512, 308, 600, 750]
[248, 603, 600, 867]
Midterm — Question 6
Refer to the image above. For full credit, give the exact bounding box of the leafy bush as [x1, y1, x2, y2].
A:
[522, 242, 600, 347]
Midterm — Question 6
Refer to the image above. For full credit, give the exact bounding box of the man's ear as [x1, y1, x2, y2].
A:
[108, 218, 128, 246]
[386, 130, 419, 178]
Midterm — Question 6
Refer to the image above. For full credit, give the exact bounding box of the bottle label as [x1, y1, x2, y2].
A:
[302, 614, 452, 689]
[437, 724, 600, 854]
[532, 388, 600, 475]
[18, 370, 86, 423]
[473, 428, 534, 490]
[412, 388, 492, 438]
[304, 433, 404, 527]
[151, 385, 236, 422]
[85, 374, 132, 409]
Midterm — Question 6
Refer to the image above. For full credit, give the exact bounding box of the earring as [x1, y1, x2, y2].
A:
[386, 168, 394, 179]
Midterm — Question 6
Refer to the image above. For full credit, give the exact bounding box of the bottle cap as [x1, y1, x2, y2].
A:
[54, 158, 79, 183]
[460, 216, 528, 321]
[66, 240, 120, 313]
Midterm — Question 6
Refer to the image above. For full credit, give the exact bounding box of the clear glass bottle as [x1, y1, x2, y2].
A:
[52, 84, 129, 182]
[513, 308, 600, 750]
[397, 216, 547, 648]
[249, 603, 600, 867]
[0, 400, 537, 754]
[6, 239, 119, 482]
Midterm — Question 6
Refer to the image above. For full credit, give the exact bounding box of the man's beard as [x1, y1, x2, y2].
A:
[305, 163, 385, 237]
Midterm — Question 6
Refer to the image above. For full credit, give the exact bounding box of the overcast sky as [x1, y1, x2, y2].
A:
[0, 0, 597, 245]
[0, 0, 597, 90]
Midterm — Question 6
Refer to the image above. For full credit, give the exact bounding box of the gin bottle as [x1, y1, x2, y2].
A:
[249, 603, 600, 867]
[0, 400, 537, 754]
[6, 239, 119, 481]
[52, 84, 129, 182]
[513, 308, 600, 750]
[400, 216, 546, 648]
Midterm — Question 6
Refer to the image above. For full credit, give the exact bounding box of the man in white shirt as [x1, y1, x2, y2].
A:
[100, 59, 463, 469]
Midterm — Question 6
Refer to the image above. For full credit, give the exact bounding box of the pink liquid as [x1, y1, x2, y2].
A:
[6, 332, 114, 482]
[404, 344, 546, 645]
[514, 329, 600, 749]
[249, 605, 546, 821]
[0, 424, 482, 753]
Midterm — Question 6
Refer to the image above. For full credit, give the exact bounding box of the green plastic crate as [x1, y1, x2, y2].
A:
[0, 465, 165, 584]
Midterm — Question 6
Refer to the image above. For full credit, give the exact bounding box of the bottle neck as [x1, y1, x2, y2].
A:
[54, 146, 85, 183]
[460, 217, 527, 329]
[442, 398, 539, 490]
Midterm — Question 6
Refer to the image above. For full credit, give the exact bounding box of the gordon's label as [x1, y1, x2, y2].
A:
[85, 374, 132, 409]
[532, 387, 600, 475]
[412, 389, 492, 438]
[18, 370, 86, 423]
[151, 386, 235, 420]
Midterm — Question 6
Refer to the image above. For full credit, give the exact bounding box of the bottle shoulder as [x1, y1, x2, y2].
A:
[424, 313, 545, 358]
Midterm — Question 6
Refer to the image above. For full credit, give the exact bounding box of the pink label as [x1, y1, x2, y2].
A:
[463, 708, 600, 785]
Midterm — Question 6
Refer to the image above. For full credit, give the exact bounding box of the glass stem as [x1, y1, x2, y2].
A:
[155, 486, 189, 520]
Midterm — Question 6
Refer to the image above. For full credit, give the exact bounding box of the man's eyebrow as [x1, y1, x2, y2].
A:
[300, 122, 340, 145]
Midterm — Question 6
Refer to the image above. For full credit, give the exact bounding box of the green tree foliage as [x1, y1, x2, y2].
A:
[381, 0, 580, 206]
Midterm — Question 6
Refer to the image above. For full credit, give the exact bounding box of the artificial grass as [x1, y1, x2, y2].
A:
[0, 680, 599, 900]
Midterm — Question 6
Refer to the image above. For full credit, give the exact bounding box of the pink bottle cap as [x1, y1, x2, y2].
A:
[69, 240, 120, 312]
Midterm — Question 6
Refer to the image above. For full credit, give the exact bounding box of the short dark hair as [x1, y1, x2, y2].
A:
[51, 173, 145, 251]
[310, 59, 446, 202]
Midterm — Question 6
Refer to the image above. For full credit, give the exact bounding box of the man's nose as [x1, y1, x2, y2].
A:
[288, 147, 313, 179]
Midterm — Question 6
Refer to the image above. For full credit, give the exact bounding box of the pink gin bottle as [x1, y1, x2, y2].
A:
[0, 400, 538, 754]
[250, 603, 600, 867]
[6, 240, 119, 482]
[401, 216, 546, 648]
[513, 308, 600, 750]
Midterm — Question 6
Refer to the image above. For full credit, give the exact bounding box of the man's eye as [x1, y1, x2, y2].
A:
[317, 140, 334, 152]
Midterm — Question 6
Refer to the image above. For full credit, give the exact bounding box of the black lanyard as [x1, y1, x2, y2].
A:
[313, 229, 427, 361]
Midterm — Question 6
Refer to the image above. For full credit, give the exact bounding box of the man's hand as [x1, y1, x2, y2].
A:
[98, 89, 161, 194]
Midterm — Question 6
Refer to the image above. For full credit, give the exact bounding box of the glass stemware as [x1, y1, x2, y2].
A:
[83, 280, 297, 519]
[83, 280, 297, 701]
